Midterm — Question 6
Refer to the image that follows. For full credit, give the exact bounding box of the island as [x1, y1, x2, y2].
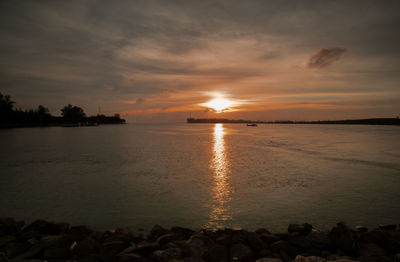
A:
[0, 92, 125, 128]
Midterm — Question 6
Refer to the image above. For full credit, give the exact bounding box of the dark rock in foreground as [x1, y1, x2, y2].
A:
[0, 218, 399, 262]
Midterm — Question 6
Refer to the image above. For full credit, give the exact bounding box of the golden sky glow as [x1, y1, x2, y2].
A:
[204, 98, 233, 113]
[1, 1, 399, 122]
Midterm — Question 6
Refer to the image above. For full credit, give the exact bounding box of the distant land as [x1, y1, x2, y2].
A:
[0, 92, 125, 128]
[187, 117, 400, 125]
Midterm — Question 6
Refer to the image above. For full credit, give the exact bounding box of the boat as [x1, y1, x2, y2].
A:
[246, 123, 258, 127]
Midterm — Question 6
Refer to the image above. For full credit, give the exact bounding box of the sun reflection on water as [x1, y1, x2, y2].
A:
[207, 123, 233, 229]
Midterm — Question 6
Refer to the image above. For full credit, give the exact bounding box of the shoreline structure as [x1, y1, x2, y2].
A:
[1, 218, 399, 261]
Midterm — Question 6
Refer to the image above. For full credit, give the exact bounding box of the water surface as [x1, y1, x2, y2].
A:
[1, 123, 399, 231]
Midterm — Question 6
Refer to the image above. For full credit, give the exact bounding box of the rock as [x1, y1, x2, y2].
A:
[1, 241, 29, 258]
[149, 225, 169, 241]
[186, 234, 214, 258]
[305, 231, 331, 250]
[270, 240, 298, 258]
[0, 252, 6, 262]
[294, 255, 327, 262]
[43, 246, 70, 259]
[203, 243, 228, 262]
[256, 228, 271, 235]
[358, 243, 386, 257]
[184, 257, 206, 262]
[360, 229, 400, 253]
[134, 241, 160, 256]
[215, 234, 231, 246]
[355, 226, 368, 233]
[258, 249, 273, 257]
[246, 232, 269, 251]
[288, 235, 311, 250]
[379, 224, 397, 231]
[22, 219, 69, 236]
[71, 236, 101, 259]
[288, 224, 313, 235]
[0, 218, 24, 236]
[118, 253, 146, 262]
[157, 233, 181, 246]
[153, 247, 183, 262]
[0, 235, 17, 247]
[68, 225, 93, 239]
[102, 240, 130, 256]
[256, 258, 283, 262]
[328, 223, 358, 256]
[230, 243, 253, 262]
[170, 227, 194, 240]
[117, 244, 137, 256]
[259, 233, 281, 246]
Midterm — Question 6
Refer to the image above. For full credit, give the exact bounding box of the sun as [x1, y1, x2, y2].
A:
[205, 98, 233, 112]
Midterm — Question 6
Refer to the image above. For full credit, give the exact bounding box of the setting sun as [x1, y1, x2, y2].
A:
[205, 98, 233, 112]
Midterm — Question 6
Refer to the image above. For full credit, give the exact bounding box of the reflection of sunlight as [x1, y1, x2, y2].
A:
[207, 124, 232, 228]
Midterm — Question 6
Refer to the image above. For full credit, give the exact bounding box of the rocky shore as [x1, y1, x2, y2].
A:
[1, 218, 399, 262]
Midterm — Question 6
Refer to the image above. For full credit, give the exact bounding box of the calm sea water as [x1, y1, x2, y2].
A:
[1, 123, 400, 231]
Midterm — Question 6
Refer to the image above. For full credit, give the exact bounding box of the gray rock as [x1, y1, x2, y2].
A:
[358, 243, 386, 257]
[68, 225, 93, 239]
[203, 243, 228, 262]
[0, 218, 24, 235]
[259, 234, 280, 246]
[153, 247, 183, 262]
[118, 253, 146, 262]
[157, 233, 181, 246]
[294, 255, 327, 262]
[43, 246, 70, 259]
[186, 234, 214, 256]
[149, 225, 169, 241]
[134, 241, 160, 255]
[22, 219, 68, 236]
[288, 224, 313, 235]
[328, 223, 357, 256]
[230, 243, 253, 262]
[71, 236, 101, 258]
[355, 226, 368, 233]
[379, 224, 397, 231]
[270, 240, 297, 258]
[306, 231, 331, 250]
[0, 236, 17, 248]
[256, 258, 283, 262]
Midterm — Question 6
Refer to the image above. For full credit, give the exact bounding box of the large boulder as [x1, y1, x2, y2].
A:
[288, 224, 313, 235]
[149, 225, 169, 241]
[270, 240, 298, 258]
[153, 247, 183, 262]
[22, 219, 69, 236]
[306, 231, 331, 250]
[230, 243, 254, 262]
[328, 223, 358, 256]
[0, 218, 24, 236]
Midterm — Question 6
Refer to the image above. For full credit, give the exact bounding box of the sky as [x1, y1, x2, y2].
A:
[1, 0, 399, 122]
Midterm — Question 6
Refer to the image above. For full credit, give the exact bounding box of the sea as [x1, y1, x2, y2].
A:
[1, 123, 399, 232]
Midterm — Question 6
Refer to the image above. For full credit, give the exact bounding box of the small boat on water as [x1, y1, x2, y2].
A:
[247, 123, 258, 127]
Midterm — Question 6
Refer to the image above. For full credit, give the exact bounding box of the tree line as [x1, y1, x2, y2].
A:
[0, 92, 125, 127]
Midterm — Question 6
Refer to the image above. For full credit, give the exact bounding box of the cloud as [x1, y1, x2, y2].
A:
[309, 47, 347, 68]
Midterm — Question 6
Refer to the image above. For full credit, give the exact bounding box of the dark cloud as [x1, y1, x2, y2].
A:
[309, 47, 347, 68]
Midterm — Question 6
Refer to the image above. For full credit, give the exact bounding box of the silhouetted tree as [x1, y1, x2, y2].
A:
[0, 92, 15, 123]
[61, 104, 86, 123]
[0, 92, 15, 112]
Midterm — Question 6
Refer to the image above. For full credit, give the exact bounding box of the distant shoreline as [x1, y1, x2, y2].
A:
[0, 122, 125, 129]
[187, 117, 400, 125]
[1, 217, 399, 261]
